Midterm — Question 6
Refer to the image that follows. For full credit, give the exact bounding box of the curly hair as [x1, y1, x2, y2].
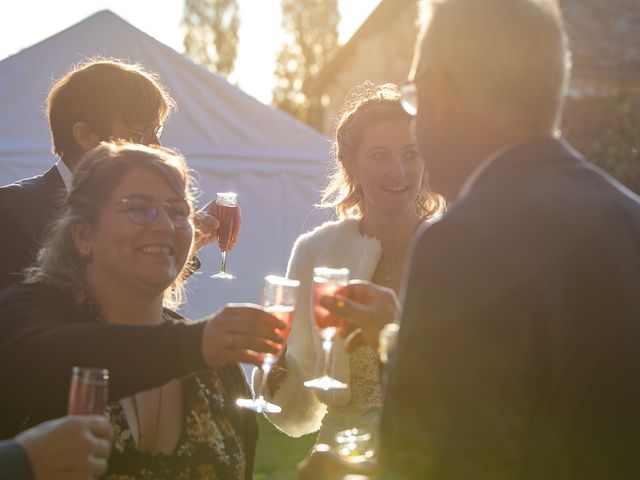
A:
[24, 142, 195, 312]
[320, 81, 445, 219]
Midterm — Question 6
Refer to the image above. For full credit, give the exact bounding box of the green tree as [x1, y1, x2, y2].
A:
[590, 90, 640, 193]
[563, 88, 640, 194]
[182, 0, 240, 77]
[273, 0, 340, 124]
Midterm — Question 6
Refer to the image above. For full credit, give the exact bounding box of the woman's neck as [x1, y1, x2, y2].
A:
[85, 273, 164, 325]
[361, 209, 423, 293]
[359, 209, 423, 253]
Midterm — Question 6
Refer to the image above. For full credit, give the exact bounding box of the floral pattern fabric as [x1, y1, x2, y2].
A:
[104, 371, 247, 480]
[316, 344, 383, 444]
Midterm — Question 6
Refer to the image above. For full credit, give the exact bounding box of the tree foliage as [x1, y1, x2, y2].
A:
[272, 0, 340, 123]
[590, 90, 640, 193]
[563, 88, 640, 194]
[182, 0, 240, 77]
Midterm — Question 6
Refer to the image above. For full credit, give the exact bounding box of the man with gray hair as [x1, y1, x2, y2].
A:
[299, 0, 640, 479]
[379, 0, 640, 478]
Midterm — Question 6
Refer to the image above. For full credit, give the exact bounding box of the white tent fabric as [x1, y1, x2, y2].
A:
[0, 10, 331, 319]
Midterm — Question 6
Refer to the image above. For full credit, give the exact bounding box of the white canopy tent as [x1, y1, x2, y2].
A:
[0, 10, 331, 318]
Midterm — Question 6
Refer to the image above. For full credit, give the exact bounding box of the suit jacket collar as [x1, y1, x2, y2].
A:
[35, 164, 68, 215]
[458, 141, 519, 200]
[42, 164, 66, 193]
[53, 160, 73, 191]
[456, 136, 577, 201]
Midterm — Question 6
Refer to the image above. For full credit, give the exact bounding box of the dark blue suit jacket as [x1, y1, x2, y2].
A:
[0, 439, 32, 479]
[381, 137, 640, 479]
[0, 165, 65, 289]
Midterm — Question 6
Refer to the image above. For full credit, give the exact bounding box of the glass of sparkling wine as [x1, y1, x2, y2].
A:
[67, 366, 109, 415]
[210, 192, 239, 279]
[236, 275, 300, 413]
[304, 266, 350, 391]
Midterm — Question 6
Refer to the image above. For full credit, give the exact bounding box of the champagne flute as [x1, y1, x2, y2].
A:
[67, 366, 109, 415]
[236, 275, 300, 413]
[304, 267, 349, 391]
[210, 192, 239, 279]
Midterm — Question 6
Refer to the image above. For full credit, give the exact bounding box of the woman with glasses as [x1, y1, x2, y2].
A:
[256, 82, 445, 446]
[0, 142, 284, 479]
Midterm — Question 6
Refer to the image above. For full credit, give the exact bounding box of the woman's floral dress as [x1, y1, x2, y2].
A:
[103, 365, 257, 480]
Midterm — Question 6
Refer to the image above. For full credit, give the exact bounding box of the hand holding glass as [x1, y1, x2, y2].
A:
[67, 367, 109, 415]
[236, 275, 299, 413]
[210, 192, 238, 279]
[304, 267, 350, 391]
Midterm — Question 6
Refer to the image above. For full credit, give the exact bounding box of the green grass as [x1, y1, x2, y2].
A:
[253, 415, 317, 480]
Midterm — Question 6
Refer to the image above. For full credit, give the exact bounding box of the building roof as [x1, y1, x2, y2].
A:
[308, 0, 640, 95]
[305, 0, 411, 96]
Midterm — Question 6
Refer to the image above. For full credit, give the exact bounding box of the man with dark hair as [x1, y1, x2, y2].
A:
[46, 59, 173, 166]
[0, 58, 223, 288]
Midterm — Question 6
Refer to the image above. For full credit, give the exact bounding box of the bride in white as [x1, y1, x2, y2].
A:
[256, 82, 444, 444]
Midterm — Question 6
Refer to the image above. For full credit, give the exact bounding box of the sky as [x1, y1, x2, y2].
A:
[0, 0, 381, 104]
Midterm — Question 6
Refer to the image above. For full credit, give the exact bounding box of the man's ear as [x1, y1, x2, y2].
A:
[70, 221, 94, 258]
[72, 122, 102, 152]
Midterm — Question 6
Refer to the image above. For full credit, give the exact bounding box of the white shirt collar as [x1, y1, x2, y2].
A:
[54, 160, 73, 192]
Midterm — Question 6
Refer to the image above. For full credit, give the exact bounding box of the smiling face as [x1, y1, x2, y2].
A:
[351, 119, 424, 218]
[80, 166, 193, 299]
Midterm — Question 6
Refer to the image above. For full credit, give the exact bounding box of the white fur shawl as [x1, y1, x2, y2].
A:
[254, 218, 381, 437]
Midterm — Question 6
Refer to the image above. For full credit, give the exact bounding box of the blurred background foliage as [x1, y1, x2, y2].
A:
[563, 88, 640, 194]
[182, 0, 240, 77]
[272, 0, 340, 123]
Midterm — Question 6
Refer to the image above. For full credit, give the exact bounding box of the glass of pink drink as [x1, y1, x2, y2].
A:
[210, 192, 239, 279]
[236, 275, 300, 413]
[304, 267, 350, 391]
[67, 367, 109, 415]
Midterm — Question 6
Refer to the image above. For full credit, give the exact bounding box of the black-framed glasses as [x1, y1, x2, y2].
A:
[399, 70, 430, 117]
[109, 123, 164, 144]
[113, 196, 191, 229]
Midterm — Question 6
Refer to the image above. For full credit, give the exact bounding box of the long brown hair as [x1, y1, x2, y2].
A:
[25, 142, 195, 311]
[320, 82, 445, 219]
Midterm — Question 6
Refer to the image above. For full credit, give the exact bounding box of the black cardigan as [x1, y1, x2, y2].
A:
[0, 282, 257, 477]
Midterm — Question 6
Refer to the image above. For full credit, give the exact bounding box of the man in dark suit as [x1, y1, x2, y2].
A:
[0, 59, 175, 289]
[0, 165, 65, 290]
[301, 0, 640, 479]
[381, 0, 640, 478]
[0, 59, 230, 289]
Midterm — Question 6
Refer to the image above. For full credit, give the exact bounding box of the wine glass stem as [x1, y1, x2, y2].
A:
[255, 362, 271, 399]
[220, 251, 228, 273]
[322, 339, 332, 378]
